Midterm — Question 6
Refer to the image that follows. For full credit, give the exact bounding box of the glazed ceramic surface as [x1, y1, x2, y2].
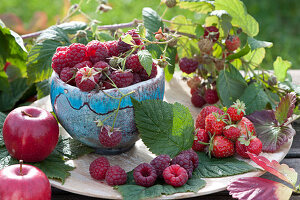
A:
[50, 67, 165, 154]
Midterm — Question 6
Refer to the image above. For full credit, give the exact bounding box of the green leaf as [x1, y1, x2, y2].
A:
[194, 152, 256, 178]
[131, 98, 194, 158]
[178, 1, 214, 14]
[97, 32, 114, 41]
[216, 65, 247, 107]
[53, 137, 94, 160]
[226, 43, 250, 61]
[274, 93, 297, 126]
[0, 71, 10, 92]
[116, 171, 206, 200]
[0, 78, 31, 112]
[36, 79, 50, 99]
[273, 56, 292, 82]
[121, 34, 134, 46]
[243, 48, 265, 68]
[142, 8, 163, 40]
[195, 24, 204, 39]
[71, 0, 102, 21]
[170, 15, 195, 35]
[214, 0, 259, 37]
[164, 47, 177, 81]
[248, 37, 273, 50]
[239, 84, 270, 115]
[137, 50, 153, 76]
[0, 149, 18, 169]
[0, 112, 6, 147]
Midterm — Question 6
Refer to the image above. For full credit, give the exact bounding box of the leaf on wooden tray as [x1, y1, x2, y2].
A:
[116, 170, 206, 200]
[193, 152, 256, 178]
[274, 92, 296, 126]
[227, 177, 293, 200]
[131, 98, 194, 158]
[247, 153, 298, 186]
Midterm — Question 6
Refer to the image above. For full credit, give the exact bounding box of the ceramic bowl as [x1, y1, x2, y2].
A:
[50, 68, 165, 154]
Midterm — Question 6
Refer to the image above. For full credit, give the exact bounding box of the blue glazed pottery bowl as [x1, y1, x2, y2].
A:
[50, 67, 165, 154]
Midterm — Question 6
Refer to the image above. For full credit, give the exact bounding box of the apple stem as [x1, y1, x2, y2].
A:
[21, 111, 33, 117]
[19, 160, 23, 176]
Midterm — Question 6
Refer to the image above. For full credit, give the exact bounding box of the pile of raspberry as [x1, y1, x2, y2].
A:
[51, 29, 158, 92]
[192, 101, 262, 159]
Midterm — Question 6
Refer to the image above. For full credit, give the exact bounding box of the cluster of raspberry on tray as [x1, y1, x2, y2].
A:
[89, 149, 199, 187]
[51, 29, 157, 92]
[193, 100, 262, 159]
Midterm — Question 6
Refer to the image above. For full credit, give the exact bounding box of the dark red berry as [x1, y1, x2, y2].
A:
[204, 89, 219, 104]
[133, 163, 157, 187]
[179, 57, 198, 74]
[117, 38, 135, 54]
[60, 67, 76, 86]
[74, 61, 93, 70]
[150, 155, 171, 178]
[86, 40, 109, 63]
[126, 54, 143, 72]
[66, 43, 87, 67]
[191, 92, 206, 108]
[105, 166, 127, 186]
[139, 63, 157, 81]
[52, 51, 69, 74]
[163, 164, 188, 187]
[180, 149, 199, 170]
[109, 70, 134, 88]
[204, 26, 219, 42]
[56, 46, 68, 52]
[225, 35, 241, 51]
[99, 125, 122, 147]
[93, 61, 110, 70]
[89, 157, 110, 180]
[104, 40, 120, 57]
[171, 154, 193, 178]
[126, 29, 142, 45]
[75, 67, 100, 92]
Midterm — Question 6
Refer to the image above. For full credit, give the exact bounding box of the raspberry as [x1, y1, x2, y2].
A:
[66, 43, 87, 67]
[163, 164, 188, 187]
[105, 165, 127, 186]
[104, 40, 119, 57]
[89, 157, 110, 180]
[225, 35, 241, 51]
[165, 0, 177, 8]
[171, 154, 193, 178]
[139, 63, 157, 81]
[103, 81, 113, 89]
[198, 38, 213, 54]
[204, 89, 219, 104]
[195, 106, 223, 129]
[110, 70, 133, 88]
[126, 29, 142, 45]
[56, 46, 68, 52]
[93, 61, 110, 71]
[150, 155, 171, 178]
[203, 26, 219, 42]
[99, 125, 122, 147]
[74, 61, 93, 70]
[133, 163, 157, 187]
[180, 149, 199, 170]
[179, 57, 198, 74]
[132, 73, 142, 84]
[126, 54, 144, 72]
[223, 126, 241, 142]
[86, 40, 109, 63]
[117, 38, 135, 54]
[192, 129, 209, 152]
[60, 67, 76, 85]
[191, 92, 206, 108]
[52, 51, 69, 74]
[75, 67, 100, 92]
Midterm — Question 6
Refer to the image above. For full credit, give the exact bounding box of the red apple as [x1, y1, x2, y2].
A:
[0, 163, 51, 200]
[3, 106, 59, 162]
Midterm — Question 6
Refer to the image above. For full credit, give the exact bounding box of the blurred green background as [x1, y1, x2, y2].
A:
[0, 0, 299, 68]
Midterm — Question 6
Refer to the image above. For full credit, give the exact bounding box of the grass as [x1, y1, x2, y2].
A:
[0, 0, 299, 68]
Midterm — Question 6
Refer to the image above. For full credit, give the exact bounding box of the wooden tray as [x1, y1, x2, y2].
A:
[32, 75, 293, 199]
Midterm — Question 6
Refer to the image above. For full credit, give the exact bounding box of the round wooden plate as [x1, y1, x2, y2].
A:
[32, 74, 293, 199]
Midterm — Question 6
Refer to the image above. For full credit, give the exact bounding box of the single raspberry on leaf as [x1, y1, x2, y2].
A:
[171, 154, 193, 178]
[109, 70, 134, 88]
[66, 43, 87, 67]
[133, 163, 157, 187]
[223, 125, 241, 142]
[195, 106, 223, 129]
[211, 135, 235, 158]
[191, 92, 206, 108]
[86, 40, 109, 63]
[225, 35, 241, 51]
[126, 54, 144, 72]
[74, 61, 92, 70]
[150, 155, 171, 178]
[60, 67, 76, 85]
[237, 117, 256, 136]
[105, 165, 127, 186]
[89, 157, 110, 180]
[52, 51, 69, 74]
[205, 112, 227, 135]
[204, 89, 219, 104]
[203, 26, 219, 42]
[236, 136, 262, 158]
[179, 57, 198, 74]
[227, 99, 246, 122]
[180, 149, 199, 170]
[75, 67, 100, 92]
[104, 40, 119, 57]
[192, 129, 209, 152]
[163, 164, 188, 187]
[99, 125, 122, 147]
[139, 63, 158, 81]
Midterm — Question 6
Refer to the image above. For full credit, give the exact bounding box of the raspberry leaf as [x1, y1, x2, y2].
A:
[137, 50, 153, 76]
[227, 177, 293, 200]
[216, 65, 247, 107]
[164, 47, 177, 81]
[273, 56, 292, 82]
[193, 152, 256, 178]
[274, 92, 297, 126]
[247, 153, 298, 186]
[177, 1, 214, 14]
[214, 0, 259, 37]
[142, 8, 163, 40]
[131, 98, 194, 158]
[248, 37, 273, 50]
[120, 34, 135, 46]
[226, 43, 250, 61]
[0, 112, 5, 147]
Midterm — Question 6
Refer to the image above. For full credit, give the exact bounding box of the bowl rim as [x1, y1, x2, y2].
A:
[51, 66, 165, 93]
